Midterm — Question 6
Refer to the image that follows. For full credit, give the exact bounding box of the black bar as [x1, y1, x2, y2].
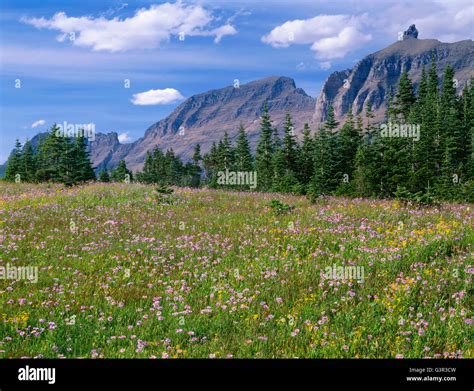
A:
[0, 359, 472, 390]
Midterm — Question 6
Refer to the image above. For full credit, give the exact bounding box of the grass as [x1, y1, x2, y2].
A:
[0, 182, 472, 358]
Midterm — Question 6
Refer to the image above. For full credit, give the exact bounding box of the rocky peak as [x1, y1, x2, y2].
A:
[403, 24, 419, 40]
[313, 36, 473, 126]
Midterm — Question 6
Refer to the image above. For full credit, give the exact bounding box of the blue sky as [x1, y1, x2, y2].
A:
[1, 0, 472, 163]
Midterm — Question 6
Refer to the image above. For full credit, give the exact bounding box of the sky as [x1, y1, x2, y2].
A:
[0, 0, 473, 163]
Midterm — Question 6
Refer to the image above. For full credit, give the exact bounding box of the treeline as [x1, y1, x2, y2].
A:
[134, 146, 202, 187]
[3, 59, 473, 202]
[3, 125, 135, 186]
[4, 125, 95, 186]
[198, 59, 473, 202]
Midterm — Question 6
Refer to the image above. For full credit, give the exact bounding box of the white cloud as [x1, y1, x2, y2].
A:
[31, 119, 46, 128]
[319, 61, 331, 70]
[261, 14, 371, 60]
[311, 26, 371, 59]
[118, 132, 132, 143]
[211, 24, 237, 43]
[131, 88, 184, 105]
[21, 2, 237, 52]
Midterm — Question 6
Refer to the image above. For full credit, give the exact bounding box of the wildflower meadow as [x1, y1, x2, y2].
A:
[0, 182, 472, 359]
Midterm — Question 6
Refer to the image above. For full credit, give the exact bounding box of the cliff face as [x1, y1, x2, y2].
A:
[314, 28, 474, 124]
[104, 76, 315, 171]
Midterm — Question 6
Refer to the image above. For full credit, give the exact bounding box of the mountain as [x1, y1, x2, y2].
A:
[103, 76, 315, 171]
[5, 26, 473, 173]
[314, 25, 474, 124]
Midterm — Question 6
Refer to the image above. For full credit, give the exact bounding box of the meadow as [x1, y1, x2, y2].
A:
[0, 182, 472, 358]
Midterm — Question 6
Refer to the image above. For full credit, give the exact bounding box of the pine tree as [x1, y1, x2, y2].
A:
[140, 151, 155, 183]
[335, 108, 360, 193]
[164, 149, 183, 185]
[152, 148, 166, 184]
[440, 66, 467, 179]
[273, 112, 300, 192]
[354, 103, 382, 196]
[98, 169, 110, 182]
[191, 144, 202, 187]
[310, 126, 336, 197]
[192, 144, 202, 166]
[5, 139, 23, 182]
[463, 78, 474, 180]
[203, 142, 220, 187]
[309, 105, 340, 197]
[21, 140, 36, 182]
[36, 125, 69, 182]
[325, 104, 339, 131]
[234, 124, 253, 172]
[411, 65, 435, 192]
[71, 135, 95, 183]
[255, 102, 274, 191]
[298, 123, 314, 188]
[282, 112, 299, 172]
[395, 71, 416, 121]
[417, 65, 428, 103]
[111, 160, 133, 182]
[218, 131, 234, 171]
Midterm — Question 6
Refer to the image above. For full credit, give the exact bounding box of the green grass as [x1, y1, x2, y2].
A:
[0, 182, 472, 358]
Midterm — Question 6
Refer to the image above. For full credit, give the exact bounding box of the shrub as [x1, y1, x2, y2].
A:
[267, 199, 294, 215]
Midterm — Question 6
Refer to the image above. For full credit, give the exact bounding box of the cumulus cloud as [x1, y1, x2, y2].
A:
[31, 119, 46, 128]
[381, 0, 474, 42]
[261, 14, 372, 60]
[21, 2, 237, 52]
[118, 132, 132, 143]
[131, 88, 184, 105]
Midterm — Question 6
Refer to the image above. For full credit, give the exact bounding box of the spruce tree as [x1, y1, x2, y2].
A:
[234, 124, 253, 172]
[140, 152, 155, 183]
[5, 139, 23, 182]
[111, 160, 133, 182]
[191, 144, 202, 187]
[203, 142, 220, 187]
[71, 135, 95, 183]
[335, 108, 360, 193]
[21, 140, 36, 182]
[255, 102, 274, 191]
[395, 71, 416, 120]
[298, 123, 314, 189]
[36, 125, 69, 182]
[98, 169, 110, 182]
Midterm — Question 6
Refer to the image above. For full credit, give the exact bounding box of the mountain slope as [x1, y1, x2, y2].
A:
[107, 76, 315, 171]
[314, 26, 474, 124]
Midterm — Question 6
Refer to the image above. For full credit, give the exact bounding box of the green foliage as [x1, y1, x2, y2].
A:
[154, 184, 174, 204]
[255, 102, 275, 191]
[5, 139, 23, 182]
[155, 184, 174, 194]
[394, 185, 438, 207]
[4, 126, 95, 185]
[267, 199, 294, 215]
[98, 169, 110, 182]
[111, 160, 133, 183]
